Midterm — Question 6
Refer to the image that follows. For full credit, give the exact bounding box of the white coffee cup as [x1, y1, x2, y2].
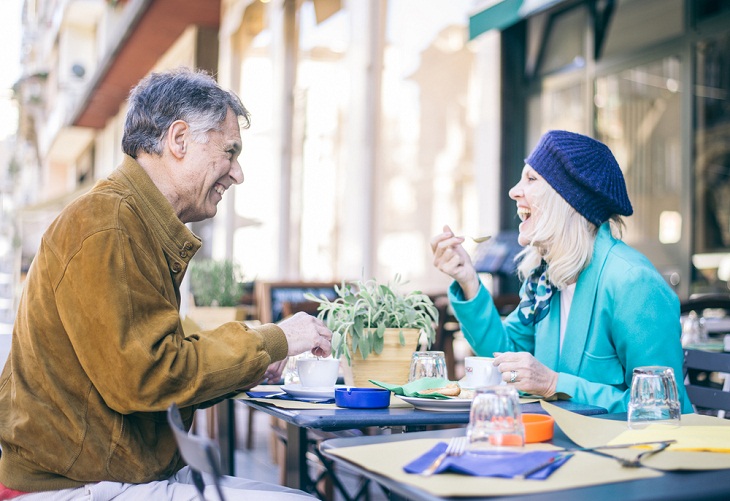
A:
[296, 357, 340, 388]
[462, 356, 502, 389]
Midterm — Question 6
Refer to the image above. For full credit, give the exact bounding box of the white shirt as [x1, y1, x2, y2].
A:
[559, 283, 577, 353]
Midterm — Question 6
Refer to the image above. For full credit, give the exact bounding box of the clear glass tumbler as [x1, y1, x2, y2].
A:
[628, 366, 681, 429]
[408, 351, 447, 382]
[467, 386, 525, 449]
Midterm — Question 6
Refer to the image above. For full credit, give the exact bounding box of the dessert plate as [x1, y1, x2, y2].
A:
[281, 384, 345, 400]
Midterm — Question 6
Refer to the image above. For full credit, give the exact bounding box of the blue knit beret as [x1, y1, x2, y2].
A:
[525, 130, 633, 226]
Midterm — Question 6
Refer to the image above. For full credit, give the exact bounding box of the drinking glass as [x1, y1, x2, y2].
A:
[681, 311, 708, 347]
[467, 386, 525, 449]
[628, 366, 681, 429]
[408, 351, 447, 382]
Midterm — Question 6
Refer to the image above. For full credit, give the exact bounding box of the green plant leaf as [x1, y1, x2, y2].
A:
[373, 332, 384, 354]
[360, 332, 370, 359]
[188, 259, 246, 307]
[331, 331, 342, 357]
[301, 275, 439, 365]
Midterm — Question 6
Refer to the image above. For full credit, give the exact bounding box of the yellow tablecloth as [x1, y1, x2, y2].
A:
[326, 438, 660, 498]
[541, 400, 730, 470]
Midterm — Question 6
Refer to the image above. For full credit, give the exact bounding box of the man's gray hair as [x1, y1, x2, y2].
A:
[122, 67, 250, 158]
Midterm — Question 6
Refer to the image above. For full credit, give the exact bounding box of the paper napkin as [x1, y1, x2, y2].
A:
[403, 442, 571, 479]
[370, 378, 459, 399]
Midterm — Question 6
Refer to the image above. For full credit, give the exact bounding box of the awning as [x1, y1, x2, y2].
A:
[469, 0, 569, 40]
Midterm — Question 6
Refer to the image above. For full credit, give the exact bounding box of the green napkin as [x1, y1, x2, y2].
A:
[370, 377, 458, 399]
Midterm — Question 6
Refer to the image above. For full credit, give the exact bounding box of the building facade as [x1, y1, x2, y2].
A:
[10, 0, 730, 324]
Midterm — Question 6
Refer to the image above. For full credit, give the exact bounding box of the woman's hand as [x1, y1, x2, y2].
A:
[430, 225, 480, 299]
[493, 351, 558, 397]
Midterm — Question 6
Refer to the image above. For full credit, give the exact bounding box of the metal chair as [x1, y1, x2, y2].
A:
[167, 403, 226, 501]
[683, 349, 730, 417]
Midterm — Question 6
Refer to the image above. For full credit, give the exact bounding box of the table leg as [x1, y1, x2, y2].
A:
[285, 423, 309, 490]
[216, 400, 236, 475]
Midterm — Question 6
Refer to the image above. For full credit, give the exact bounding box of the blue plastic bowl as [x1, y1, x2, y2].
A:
[335, 387, 391, 409]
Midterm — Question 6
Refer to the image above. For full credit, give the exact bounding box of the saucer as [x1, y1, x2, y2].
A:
[281, 384, 344, 399]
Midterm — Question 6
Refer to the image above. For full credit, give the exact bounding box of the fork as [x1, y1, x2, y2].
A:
[579, 440, 675, 468]
[421, 436, 467, 476]
[617, 440, 674, 467]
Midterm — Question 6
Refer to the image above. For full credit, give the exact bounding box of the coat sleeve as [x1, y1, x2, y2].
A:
[555, 261, 693, 414]
[447, 280, 536, 356]
[55, 225, 287, 414]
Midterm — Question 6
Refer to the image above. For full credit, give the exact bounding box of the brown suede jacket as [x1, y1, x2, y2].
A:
[0, 156, 288, 492]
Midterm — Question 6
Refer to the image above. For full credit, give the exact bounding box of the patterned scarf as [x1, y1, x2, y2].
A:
[517, 260, 554, 326]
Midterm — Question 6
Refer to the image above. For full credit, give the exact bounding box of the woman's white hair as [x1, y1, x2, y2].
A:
[515, 181, 626, 290]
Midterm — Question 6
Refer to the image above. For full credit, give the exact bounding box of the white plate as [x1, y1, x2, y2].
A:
[281, 384, 344, 399]
[397, 395, 473, 412]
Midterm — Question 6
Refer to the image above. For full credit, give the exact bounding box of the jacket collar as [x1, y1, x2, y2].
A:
[111, 156, 202, 285]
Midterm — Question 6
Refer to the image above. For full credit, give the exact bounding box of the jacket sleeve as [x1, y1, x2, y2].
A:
[447, 280, 536, 355]
[54, 225, 287, 414]
[555, 262, 693, 414]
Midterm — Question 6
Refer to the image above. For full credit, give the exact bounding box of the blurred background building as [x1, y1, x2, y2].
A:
[3, 0, 730, 328]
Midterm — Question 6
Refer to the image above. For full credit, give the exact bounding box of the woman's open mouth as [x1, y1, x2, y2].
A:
[517, 207, 531, 221]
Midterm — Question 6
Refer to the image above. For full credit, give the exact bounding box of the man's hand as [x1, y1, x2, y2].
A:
[493, 351, 558, 397]
[277, 312, 333, 358]
[262, 358, 288, 384]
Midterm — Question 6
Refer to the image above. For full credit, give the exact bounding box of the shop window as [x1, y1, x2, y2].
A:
[601, 0, 683, 59]
[694, 33, 730, 278]
[594, 56, 683, 283]
[528, 83, 587, 147]
[532, 5, 588, 76]
[694, 0, 730, 22]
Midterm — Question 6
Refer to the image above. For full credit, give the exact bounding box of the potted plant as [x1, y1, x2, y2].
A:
[304, 275, 439, 387]
[185, 258, 251, 330]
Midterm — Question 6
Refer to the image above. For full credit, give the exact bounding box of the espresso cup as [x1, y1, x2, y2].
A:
[462, 356, 502, 388]
[408, 351, 447, 382]
[627, 366, 681, 429]
[296, 357, 340, 388]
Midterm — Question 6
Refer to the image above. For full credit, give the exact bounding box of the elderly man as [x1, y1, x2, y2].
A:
[0, 68, 331, 499]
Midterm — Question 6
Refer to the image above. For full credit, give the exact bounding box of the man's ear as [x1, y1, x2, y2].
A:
[167, 120, 189, 159]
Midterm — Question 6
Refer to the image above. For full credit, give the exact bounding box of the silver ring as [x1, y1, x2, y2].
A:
[509, 370, 518, 383]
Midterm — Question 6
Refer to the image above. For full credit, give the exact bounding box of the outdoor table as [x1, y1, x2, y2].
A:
[236, 394, 606, 496]
[319, 414, 730, 501]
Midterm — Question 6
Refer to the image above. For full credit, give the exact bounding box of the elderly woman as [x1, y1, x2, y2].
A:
[431, 130, 692, 414]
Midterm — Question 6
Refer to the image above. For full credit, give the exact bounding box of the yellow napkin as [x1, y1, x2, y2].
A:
[608, 425, 730, 453]
[541, 400, 730, 470]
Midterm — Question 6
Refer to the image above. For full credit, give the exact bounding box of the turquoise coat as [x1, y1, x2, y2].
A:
[449, 223, 693, 414]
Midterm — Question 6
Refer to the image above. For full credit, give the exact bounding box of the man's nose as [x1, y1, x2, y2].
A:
[230, 159, 244, 184]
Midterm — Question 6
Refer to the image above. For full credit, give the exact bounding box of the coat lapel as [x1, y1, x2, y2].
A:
[558, 223, 617, 374]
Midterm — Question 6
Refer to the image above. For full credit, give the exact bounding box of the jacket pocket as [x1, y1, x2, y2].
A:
[106, 412, 178, 482]
[581, 351, 626, 386]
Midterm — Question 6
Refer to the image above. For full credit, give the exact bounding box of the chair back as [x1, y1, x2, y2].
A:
[167, 403, 225, 500]
[680, 293, 730, 314]
[683, 349, 730, 413]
